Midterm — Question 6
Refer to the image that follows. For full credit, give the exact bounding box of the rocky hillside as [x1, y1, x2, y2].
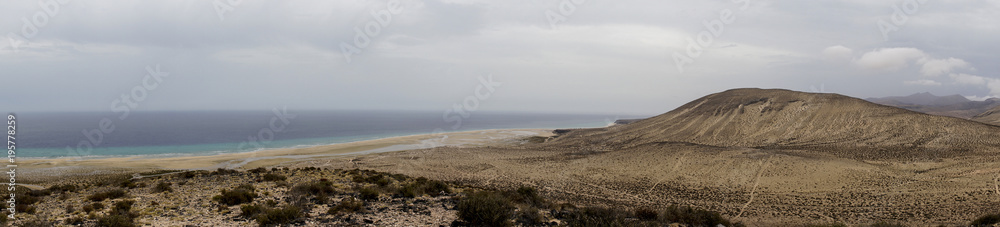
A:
[973, 105, 1000, 126]
[550, 88, 1000, 159]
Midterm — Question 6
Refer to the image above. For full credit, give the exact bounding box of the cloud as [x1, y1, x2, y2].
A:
[920, 58, 970, 77]
[949, 73, 1000, 96]
[903, 79, 941, 86]
[950, 73, 989, 85]
[854, 48, 927, 71]
[821, 45, 853, 61]
[965, 95, 999, 101]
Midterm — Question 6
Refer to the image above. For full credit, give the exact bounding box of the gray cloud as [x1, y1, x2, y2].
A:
[2, 0, 998, 115]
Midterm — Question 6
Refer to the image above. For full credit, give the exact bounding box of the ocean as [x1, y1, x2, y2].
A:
[14, 110, 643, 158]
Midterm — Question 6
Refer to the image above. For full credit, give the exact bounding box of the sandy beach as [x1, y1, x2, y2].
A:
[16, 128, 553, 182]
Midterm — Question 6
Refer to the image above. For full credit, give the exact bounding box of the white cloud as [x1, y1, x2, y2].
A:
[950, 73, 989, 85]
[949, 73, 1000, 96]
[822, 45, 853, 61]
[903, 79, 941, 86]
[920, 58, 970, 77]
[965, 95, 999, 101]
[854, 48, 927, 71]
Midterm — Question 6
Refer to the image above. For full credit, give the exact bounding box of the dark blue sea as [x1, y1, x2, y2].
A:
[13, 110, 644, 158]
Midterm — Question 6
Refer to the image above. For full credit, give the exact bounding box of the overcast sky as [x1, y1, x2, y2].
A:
[2, 0, 999, 115]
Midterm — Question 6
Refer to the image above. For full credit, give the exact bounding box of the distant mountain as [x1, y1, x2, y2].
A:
[867, 93, 1000, 119]
[973, 105, 1000, 126]
[550, 88, 1000, 160]
[866, 92, 970, 106]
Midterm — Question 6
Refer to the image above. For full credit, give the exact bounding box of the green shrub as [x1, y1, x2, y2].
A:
[261, 173, 286, 182]
[972, 213, 1000, 226]
[359, 187, 379, 201]
[396, 179, 452, 198]
[256, 205, 302, 226]
[180, 171, 200, 178]
[214, 168, 239, 175]
[805, 223, 848, 227]
[564, 206, 631, 226]
[512, 186, 544, 206]
[870, 221, 906, 227]
[660, 205, 731, 227]
[96, 214, 135, 227]
[516, 206, 544, 225]
[456, 191, 514, 226]
[213, 185, 257, 206]
[88, 189, 128, 201]
[19, 218, 55, 227]
[92, 202, 106, 210]
[328, 197, 365, 214]
[65, 204, 76, 213]
[64, 216, 86, 225]
[240, 204, 266, 218]
[111, 200, 136, 216]
[248, 167, 268, 174]
[290, 181, 335, 198]
[635, 207, 659, 220]
[15, 203, 36, 214]
[152, 182, 173, 193]
[24, 189, 52, 197]
[20, 192, 41, 204]
[118, 180, 138, 189]
[83, 202, 104, 213]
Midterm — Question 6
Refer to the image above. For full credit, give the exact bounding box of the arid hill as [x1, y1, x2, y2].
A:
[973, 105, 1000, 126]
[549, 88, 1000, 159]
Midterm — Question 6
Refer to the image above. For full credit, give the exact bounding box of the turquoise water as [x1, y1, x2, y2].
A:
[17, 110, 642, 158]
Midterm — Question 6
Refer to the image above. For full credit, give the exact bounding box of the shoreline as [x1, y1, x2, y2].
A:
[16, 127, 568, 160]
[16, 128, 555, 180]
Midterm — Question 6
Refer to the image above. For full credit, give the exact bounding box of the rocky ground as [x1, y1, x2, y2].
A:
[7, 167, 469, 226]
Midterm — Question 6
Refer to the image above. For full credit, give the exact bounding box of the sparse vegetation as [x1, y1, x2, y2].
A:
[972, 213, 1000, 226]
[455, 191, 514, 227]
[328, 197, 365, 214]
[870, 221, 906, 227]
[152, 181, 173, 193]
[289, 180, 335, 198]
[660, 204, 733, 227]
[96, 214, 136, 227]
[64, 216, 86, 225]
[397, 177, 451, 198]
[359, 187, 380, 201]
[88, 189, 128, 201]
[255, 205, 303, 226]
[213, 184, 257, 206]
[96, 200, 138, 227]
[635, 207, 659, 221]
[261, 173, 286, 182]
